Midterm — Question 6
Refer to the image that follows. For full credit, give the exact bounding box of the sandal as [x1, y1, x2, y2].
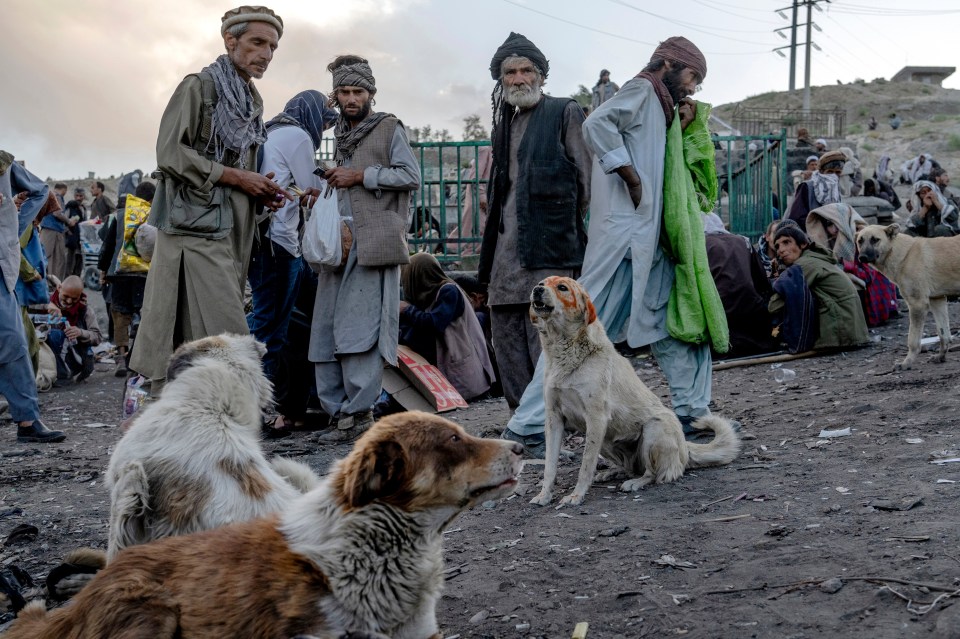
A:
[261, 415, 293, 439]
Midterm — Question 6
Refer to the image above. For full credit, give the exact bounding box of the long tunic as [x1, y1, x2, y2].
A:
[308, 125, 419, 366]
[130, 74, 260, 380]
[580, 77, 672, 347]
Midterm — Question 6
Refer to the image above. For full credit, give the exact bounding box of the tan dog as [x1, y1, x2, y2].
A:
[7, 412, 523, 639]
[528, 276, 741, 507]
[857, 224, 960, 370]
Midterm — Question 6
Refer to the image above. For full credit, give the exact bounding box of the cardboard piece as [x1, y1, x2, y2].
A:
[382, 368, 437, 413]
[394, 345, 468, 412]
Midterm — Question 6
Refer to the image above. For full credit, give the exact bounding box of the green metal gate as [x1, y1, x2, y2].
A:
[712, 130, 788, 241]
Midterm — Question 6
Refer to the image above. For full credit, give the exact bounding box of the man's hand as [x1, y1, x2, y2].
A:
[299, 187, 322, 209]
[64, 325, 81, 340]
[13, 191, 28, 210]
[99, 271, 107, 286]
[46, 303, 61, 317]
[67, 217, 78, 227]
[324, 167, 364, 190]
[615, 166, 643, 209]
[399, 300, 410, 312]
[220, 168, 292, 211]
[679, 98, 698, 131]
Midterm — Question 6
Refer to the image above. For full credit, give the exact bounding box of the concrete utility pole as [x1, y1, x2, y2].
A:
[775, 1, 829, 110]
[803, 0, 813, 112]
[789, 0, 798, 93]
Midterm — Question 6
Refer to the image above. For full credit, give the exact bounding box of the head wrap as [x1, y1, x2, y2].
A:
[489, 32, 549, 80]
[651, 36, 707, 80]
[815, 138, 828, 148]
[818, 150, 846, 172]
[332, 61, 377, 94]
[221, 5, 283, 38]
[774, 224, 810, 249]
[401, 253, 454, 311]
[806, 155, 819, 165]
[810, 171, 841, 206]
[911, 180, 950, 215]
[265, 90, 338, 150]
[805, 203, 864, 261]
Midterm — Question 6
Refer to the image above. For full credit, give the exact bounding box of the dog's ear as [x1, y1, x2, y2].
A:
[165, 347, 200, 382]
[339, 439, 407, 509]
[583, 293, 597, 324]
[885, 223, 900, 239]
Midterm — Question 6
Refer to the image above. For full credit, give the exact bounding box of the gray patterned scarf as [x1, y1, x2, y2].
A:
[201, 54, 267, 168]
[333, 112, 391, 164]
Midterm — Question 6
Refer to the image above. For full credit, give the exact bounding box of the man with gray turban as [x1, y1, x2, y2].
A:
[131, 5, 293, 385]
[506, 36, 735, 456]
[479, 33, 592, 456]
[309, 55, 420, 442]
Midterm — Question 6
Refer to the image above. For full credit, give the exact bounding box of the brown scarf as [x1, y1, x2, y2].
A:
[635, 71, 675, 127]
[401, 253, 454, 310]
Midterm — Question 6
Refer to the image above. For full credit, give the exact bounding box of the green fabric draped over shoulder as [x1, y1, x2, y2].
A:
[662, 101, 729, 353]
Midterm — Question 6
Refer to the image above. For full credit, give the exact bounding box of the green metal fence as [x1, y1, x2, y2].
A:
[712, 130, 788, 241]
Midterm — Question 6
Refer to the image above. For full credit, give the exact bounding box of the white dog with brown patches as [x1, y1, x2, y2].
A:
[528, 276, 741, 507]
[106, 333, 319, 559]
[8, 412, 523, 639]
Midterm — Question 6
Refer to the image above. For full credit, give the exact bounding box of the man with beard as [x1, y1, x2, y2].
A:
[90, 181, 115, 222]
[505, 36, 726, 453]
[309, 55, 420, 442]
[130, 6, 292, 385]
[479, 33, 591, 453]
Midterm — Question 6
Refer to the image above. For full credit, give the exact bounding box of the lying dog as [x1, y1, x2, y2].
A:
[528, 277, 741, 507]
[857, 223, 960, 370]
[7, 412, 523, 639]
[107, 333, 319, 559]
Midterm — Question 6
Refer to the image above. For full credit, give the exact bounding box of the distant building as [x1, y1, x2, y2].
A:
[891, 66, 955, 86]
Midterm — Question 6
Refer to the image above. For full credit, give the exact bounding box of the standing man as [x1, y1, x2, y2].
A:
[251, 90, 337, 436]
[90, 181, 115, 222]
[479, 32, 592, 432]
[0, 151, 66, 443]
[591, 69, 619, 111]
[131, 5, 291, 383]
[505, 36, 724, 456]
[309, 55, 420, 442]
[38, 182, 72, 282]
[63, 187, 86, 277]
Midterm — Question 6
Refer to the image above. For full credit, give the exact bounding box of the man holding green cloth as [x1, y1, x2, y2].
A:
[503, 36, 731, 456]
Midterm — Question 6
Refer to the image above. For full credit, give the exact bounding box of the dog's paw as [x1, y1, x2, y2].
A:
[558, 492, 585, 507]
[530, 491, 553, 506]
[619, 477, 652, 492]
[595, 468, 627, 483]
[894, 360, 913, 372]
[932, 353, 947, 363]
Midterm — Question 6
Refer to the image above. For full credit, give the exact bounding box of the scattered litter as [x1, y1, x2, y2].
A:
[936, 479, 956, 484]
[871, 497, 923, 512]
[572, 622, 589, 639]
[835, 487, 851, 494]
[806, 440, 830, 449]
[654, 554, 697, 570]
[598, 526, 629, 538]
[3, 524, 38, 547]
[468, 610, 489, 625]
[670, 593, 691, 605]
[885, 536, 930, 543]
[83, 422, 109, 429]
[904, 438, 923, 444]
[930, 458, 960, 465]
[818, 428, 851, 438]
[555, 513, 573, 518]
[515, 623, 530, 632]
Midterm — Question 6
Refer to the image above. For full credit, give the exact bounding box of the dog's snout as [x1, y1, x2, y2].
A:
[508, 442, 524, 457]
[532, 285, 545, 297]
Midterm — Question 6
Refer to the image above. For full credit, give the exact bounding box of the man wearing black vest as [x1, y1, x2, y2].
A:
[479, 33, 592, 452]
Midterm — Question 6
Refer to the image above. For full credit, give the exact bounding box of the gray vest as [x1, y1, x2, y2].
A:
[346, 116, 411, 267]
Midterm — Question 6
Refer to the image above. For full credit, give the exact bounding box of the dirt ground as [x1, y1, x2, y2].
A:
[2, 298, 960, 638]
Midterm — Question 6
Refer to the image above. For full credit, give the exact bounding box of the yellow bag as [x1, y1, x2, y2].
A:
[117, 195, 151, 273]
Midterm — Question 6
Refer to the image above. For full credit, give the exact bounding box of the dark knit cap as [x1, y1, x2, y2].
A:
[489, 32, 549, 80]
[774, 224, 810, 247]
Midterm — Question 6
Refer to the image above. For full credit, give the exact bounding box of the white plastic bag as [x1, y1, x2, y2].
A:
[302, 182, 342, 270]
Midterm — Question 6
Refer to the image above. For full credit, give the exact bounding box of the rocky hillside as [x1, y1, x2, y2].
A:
[714, 79, 960, 178]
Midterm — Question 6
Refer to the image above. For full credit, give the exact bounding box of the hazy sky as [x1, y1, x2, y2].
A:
[3, 0, 959, 179]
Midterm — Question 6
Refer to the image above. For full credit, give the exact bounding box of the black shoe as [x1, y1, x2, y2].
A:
[261, 416, 292, 440]
[500, 428, 546, 459]
[17, 420, 66, 444]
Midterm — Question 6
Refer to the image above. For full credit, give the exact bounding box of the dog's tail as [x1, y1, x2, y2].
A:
[685, 415, 742, 467]
[270, 457, 321, 493]
[108, 461, 151, 560]
[3, 600, 49, 637]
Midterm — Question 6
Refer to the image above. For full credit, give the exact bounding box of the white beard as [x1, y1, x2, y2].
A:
[504, 81, 542, 109]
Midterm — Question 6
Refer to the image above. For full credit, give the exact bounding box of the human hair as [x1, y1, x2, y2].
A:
[134, 181, 156, 202]
[74, 187, 86, 195]
[774, 225, 809, 249]
[929, 166, 946, 181]
[95, 181, 105, 191]
[226, 21, 249, 39]
[642, 57, 670, 73]
[54, 182, 67, 190]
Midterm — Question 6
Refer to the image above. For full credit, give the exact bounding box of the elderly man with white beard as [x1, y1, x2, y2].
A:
[478, 33, 592, 454]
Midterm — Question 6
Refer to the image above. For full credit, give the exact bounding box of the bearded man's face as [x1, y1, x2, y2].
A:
[337, 86, 373, 122]
[662, 64, 700, 104]
[501, 57, 543, 109]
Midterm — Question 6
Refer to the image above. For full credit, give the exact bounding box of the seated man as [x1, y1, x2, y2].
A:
[768, 225, 869, 351]
[46, 275, 103, 385]
[904, 180, 959, 238]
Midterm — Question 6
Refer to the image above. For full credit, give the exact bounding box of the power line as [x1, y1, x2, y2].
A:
[692, 0, 782, 25]
[608, 0, 778, 44]
[499, 0, 773, 55]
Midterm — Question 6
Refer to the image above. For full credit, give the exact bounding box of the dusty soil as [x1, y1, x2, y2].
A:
[2, 300, 960, 638]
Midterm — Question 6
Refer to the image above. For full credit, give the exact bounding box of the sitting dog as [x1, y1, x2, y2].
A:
[106, 333, 320, 559]
[857, 223, 960, 370]
[528, 277, 742, 507]
[7, 412, 523, 639]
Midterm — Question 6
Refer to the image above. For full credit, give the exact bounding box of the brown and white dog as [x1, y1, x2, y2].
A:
[528, 276, 741, 507]
[106, 333, 320, 560]
[7, 412, 523, 639]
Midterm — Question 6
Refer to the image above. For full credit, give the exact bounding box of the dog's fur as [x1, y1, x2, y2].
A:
[857, 223, 960, 370]
[106, 333, 319, 559]
[7, 412, 522, 639]
[528, 277, 742, 507]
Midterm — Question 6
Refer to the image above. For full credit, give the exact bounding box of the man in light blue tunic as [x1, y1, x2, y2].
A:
[503, 37, 718, 455]
[309, 55, 420, 442]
